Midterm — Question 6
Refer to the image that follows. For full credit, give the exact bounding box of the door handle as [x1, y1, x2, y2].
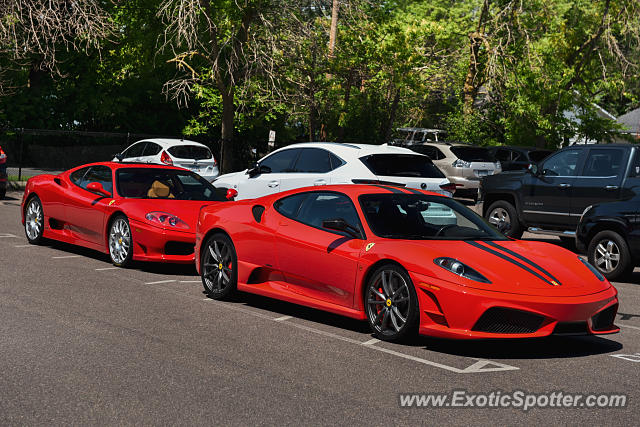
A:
[558, 183, 571, 188]
[267, 181, 279, 188]
[605, 185, 619, 190]
[313, 179, 327, 186]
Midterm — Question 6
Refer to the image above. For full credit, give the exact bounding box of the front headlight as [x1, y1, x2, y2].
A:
[578, 256, 605, 281]
[434, 257, 491, 283]
[145, 212, 190, 230]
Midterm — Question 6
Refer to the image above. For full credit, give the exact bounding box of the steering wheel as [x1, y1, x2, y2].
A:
[435, 224, 457, 237]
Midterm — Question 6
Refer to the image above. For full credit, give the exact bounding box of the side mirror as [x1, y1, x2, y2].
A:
[226, 188, 238, 200]
[114, 153, 124, 162]
[86, 182, 111, 197]
[322, 218, 361, 239]
[527, 163, 539, 176]
[248, 163, 271, 178]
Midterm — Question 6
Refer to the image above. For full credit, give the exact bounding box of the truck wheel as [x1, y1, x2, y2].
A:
[486, 200, 523, 239]
[587, 230, 633, 281]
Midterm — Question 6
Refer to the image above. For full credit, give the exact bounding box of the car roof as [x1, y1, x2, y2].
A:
[133, 138, 208, 148]
[272, 183, 444, 199]
[69, 161, 187, 172]
[265, 142, 427, 159]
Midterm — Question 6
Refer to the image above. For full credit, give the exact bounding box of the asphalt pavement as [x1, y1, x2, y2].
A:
[1, 191, 638, 425]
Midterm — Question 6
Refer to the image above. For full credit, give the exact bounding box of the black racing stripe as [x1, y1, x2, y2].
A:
[465, 241, 557, 287]
[402, 187, 423, 194]
[482, 240, 562, 285]
[371, 184, 404, 194]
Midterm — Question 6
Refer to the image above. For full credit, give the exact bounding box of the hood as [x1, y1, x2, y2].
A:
[115, 199, 220, 232]
[375, 239, 611, 297]
[214, 170, 247, 186]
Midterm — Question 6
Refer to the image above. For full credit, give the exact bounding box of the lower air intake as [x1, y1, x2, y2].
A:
[591, 304, 618, 331]
[472, 307, 544, 334]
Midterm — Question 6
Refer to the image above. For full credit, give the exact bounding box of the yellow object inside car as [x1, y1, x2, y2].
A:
[147, 180, 175, 198]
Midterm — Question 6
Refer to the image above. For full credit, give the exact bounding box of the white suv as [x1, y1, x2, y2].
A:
[213, 142, 454, 200]
[114, 138, 219, 182]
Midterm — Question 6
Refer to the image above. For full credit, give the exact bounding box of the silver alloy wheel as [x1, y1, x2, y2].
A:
[488, 207, 510, 231]
[109, 218, 131, 264]
[25, 198, 43, 240]
[203, 239, 233, 293]
[594, 239, 621, 273]
[367, 269, 410, 334]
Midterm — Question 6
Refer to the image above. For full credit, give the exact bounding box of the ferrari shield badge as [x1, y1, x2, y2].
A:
[365, 242, 375, 252]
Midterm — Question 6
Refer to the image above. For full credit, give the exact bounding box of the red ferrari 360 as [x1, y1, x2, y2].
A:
[195, 184, 619, 341]
[22, 162, 231, 267]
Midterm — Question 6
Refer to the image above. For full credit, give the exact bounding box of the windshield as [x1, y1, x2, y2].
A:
[167, 145, 213, 160]
[360, 154, 445, 178]
[116, 168, 224, 201]
[450, 146, 495, 162]
[359, 194, 506, 240]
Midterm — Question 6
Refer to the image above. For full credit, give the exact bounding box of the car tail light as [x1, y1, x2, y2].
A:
[439, 183, 457, 193]
[213, 157, 217, 166]
[160, 151, 173, 165]
[0, 153, 6, 165]
[452, 159, 471, 168]
[145, 212, 189, 229]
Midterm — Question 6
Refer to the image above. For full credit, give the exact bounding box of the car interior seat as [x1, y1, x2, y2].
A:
[147, 180, 175, 198]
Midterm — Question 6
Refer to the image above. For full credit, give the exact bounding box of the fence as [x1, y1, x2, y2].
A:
[0, 128, 219, 181]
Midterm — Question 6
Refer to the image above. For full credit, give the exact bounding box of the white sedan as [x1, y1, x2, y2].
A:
[114, 138, 219, 182]
[212, 142, 454, 200]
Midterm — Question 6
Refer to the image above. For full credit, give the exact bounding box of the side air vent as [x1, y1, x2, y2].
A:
[591, 304, 618, 331]
[164, 241, 195, 256]
[472, 307, 544, 334]
[252, 205, 265, 223]
[553, 322, 589, 335]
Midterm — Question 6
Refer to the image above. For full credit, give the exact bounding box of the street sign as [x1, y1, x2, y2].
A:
[268, 130, 276, 148]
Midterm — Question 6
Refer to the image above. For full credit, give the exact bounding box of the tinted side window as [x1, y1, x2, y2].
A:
[628, 149, 640, 177]
[70, 167, 90, 187]
[296, 192, 362, 237]
[260, 149, 300, 173]
[411, 145, 436, 158]
[360, 154, 445, 178]
[495, 149, 511, 162]
[581, 148, 624, 177]
[274, 193, 308, 219]
[122, 142, 145, 158]
[293, 148, 332, 173]
[143, 143, 162, 156]
[328, 152, 344, 170]
[542, 149, 581, 176]
[84, 166, 113, 194]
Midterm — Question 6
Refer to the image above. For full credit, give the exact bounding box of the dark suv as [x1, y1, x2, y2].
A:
[480, 144, 639, 240]
[487, 146, 553, 171]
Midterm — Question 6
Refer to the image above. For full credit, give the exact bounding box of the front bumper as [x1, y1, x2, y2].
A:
[410, 271, 619, 339]
[129, 219, 196, 263]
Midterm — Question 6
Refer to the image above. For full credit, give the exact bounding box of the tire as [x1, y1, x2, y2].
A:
[24, 195, 44, 244]
[485, 200, 523, 239]
[0, 187, 6, 200]
[201, 233, 238, 300]
[587, 230, 633, 281]
[365, 264, 418, 342]
[108, 215, 133, 268]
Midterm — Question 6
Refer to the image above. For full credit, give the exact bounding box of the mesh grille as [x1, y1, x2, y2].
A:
[472, 307, 544, 334]
[591, 304, 618, 331]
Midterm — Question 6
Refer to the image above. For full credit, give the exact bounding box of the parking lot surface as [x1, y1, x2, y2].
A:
[1, 191, 638, 424]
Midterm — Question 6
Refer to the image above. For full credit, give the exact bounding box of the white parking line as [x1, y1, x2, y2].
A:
[0, 233, 18, 238]
[145, 280, 177, 285]
[95, 267, 119, 271]
[274, 315, 293, 322]
[197, 297, 519, 374]
[52, 255, 81, 259]
[362, 338, 380, 346]
[14, 244, 34, 248]
[179, 280, 202, 283]
[620, 324, 640, 331]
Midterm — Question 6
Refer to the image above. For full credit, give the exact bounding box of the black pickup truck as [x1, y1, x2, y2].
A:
[480, 143, 640, 240]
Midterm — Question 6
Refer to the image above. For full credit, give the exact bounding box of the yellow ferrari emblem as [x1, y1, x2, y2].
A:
[218, 263, 223, 270]
[386, 299, 392, 307]
[365, 242, 375, 252]
[108, 200, 115, 206]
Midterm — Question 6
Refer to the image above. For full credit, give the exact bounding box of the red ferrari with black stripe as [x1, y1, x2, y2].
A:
[21, 162, 230, 267]
[195, 184, 619, 341]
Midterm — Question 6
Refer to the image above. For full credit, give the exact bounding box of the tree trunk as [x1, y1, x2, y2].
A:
[220, 88, 235, 173]
[381, 88, 400, 143]
[328, 0, 340, 58]
[463, 0, 490, 115]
